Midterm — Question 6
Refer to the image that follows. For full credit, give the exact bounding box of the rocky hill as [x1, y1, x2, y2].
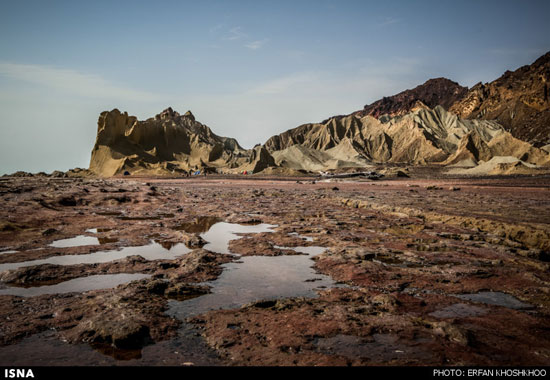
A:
[354, 77, 468, 119]
[264, 106, 550, 172]
[89, 107, 250, 176]
[326, 51, 550, 147]
[450, 52, 550, 147]
[88, 53, 550, 177]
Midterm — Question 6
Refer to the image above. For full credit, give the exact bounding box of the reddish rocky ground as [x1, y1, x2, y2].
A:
[0, 174, 549, 366]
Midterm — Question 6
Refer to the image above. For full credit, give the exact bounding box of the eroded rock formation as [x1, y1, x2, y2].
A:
[89, 108, 248, 176]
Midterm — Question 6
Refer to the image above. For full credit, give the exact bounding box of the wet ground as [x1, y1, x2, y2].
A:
[0, 175, 549, 366]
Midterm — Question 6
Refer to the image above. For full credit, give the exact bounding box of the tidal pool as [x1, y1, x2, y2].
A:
[199, 222, 277, 255]
[0, 273, 150, 297]
[456, 291, 533, 310]
[0, 241, 191, 272]
[168, 233, 339, 319]
[49, 235, 100, 248]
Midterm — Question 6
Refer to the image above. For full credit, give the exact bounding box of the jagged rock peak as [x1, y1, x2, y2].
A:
[89, 108, 248, 177]
[183, 110, 195, 121]
[155, 107, 195, 121]
[155, 107, 180, 120]
[154, 107, 196, 122]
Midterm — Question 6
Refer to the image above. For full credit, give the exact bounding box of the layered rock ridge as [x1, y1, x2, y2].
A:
[264, 106, 550, 170]
[89, 107, 249, 176]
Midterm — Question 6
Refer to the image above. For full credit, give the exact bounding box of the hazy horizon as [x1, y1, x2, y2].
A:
[1, 0, 549, 174]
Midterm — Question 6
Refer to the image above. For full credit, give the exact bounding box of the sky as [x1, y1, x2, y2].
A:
[0, 0, 549, 174]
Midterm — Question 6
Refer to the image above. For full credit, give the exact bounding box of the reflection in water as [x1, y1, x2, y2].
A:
[168, 243, 340, 320]
[273, 245, 325, 255]
[155, 240, 177, 250]
[200, 222, 276, 255]
[429, 303, 487, 318]
[314, 334, 433, 362]
[49, 235, 100, 248]
[0, 242, 191, 272]
[456, 292, 532, 310]
[0, 325, 223, 366]
[174, 216, 222, 233]
[0, 250, 18, 255]
[90, 342, 143, 361]
[288, 232, 314, 242]
[0, 219, 340, 365]
[97, 237, 119, 244]
[0, 273, 150, 297]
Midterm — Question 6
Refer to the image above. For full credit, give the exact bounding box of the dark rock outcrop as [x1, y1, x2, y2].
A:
[450, 52, 550, 146]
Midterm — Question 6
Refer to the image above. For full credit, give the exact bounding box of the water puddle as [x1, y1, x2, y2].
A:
[49, 235, 100, 248]
[0, 219, 341, 364]
[288, 232, 314, 242]
[313, 334, 433, 362]
[0, 324, 222, 366]
[0, 250, 18, 255]
[200, 222, 276, 255]
[86, 228, 112, 234]
[0, 273, 150, 297]
[429, 303, 487, 318]
[273, 245, 325, 255]
[455, 292, 533, 310]
[168, 244, 339, 319]
[0, 242, 191, 272]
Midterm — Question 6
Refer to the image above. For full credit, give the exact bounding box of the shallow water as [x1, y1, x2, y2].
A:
[0, 273, 150, 297]
[49, 235, 100, 248]
[199, 222, 276, 255]
[168, 244, 338, 319]
[0, 242, 191, 272]
[273, 245, 325, 255]
[0, 250, 18, 255]
[0, 220, 339, 364]
[314, 334, 433, 362]
[456, 291, 532, 310]
[168, 224, 338, 319]
[0, 324, 222, 366]
[429, 303, 487, 318]
[174, 216, 222, 233]
[288, 232, 314, 242]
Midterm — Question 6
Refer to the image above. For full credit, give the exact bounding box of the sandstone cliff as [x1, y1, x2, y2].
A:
[89, 107, 248, 176]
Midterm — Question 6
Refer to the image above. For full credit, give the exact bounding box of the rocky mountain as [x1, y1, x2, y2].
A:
[264, 106, 550, 171]
[324, 51, 550, 147]
[450, 52, 550, 147]
[88, 53, 550, 177]
[354, 77, 468, 119]
[89, 107, 249, 176]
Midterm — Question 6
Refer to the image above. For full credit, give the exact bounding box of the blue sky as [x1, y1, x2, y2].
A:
[0, 0, 549, 174]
